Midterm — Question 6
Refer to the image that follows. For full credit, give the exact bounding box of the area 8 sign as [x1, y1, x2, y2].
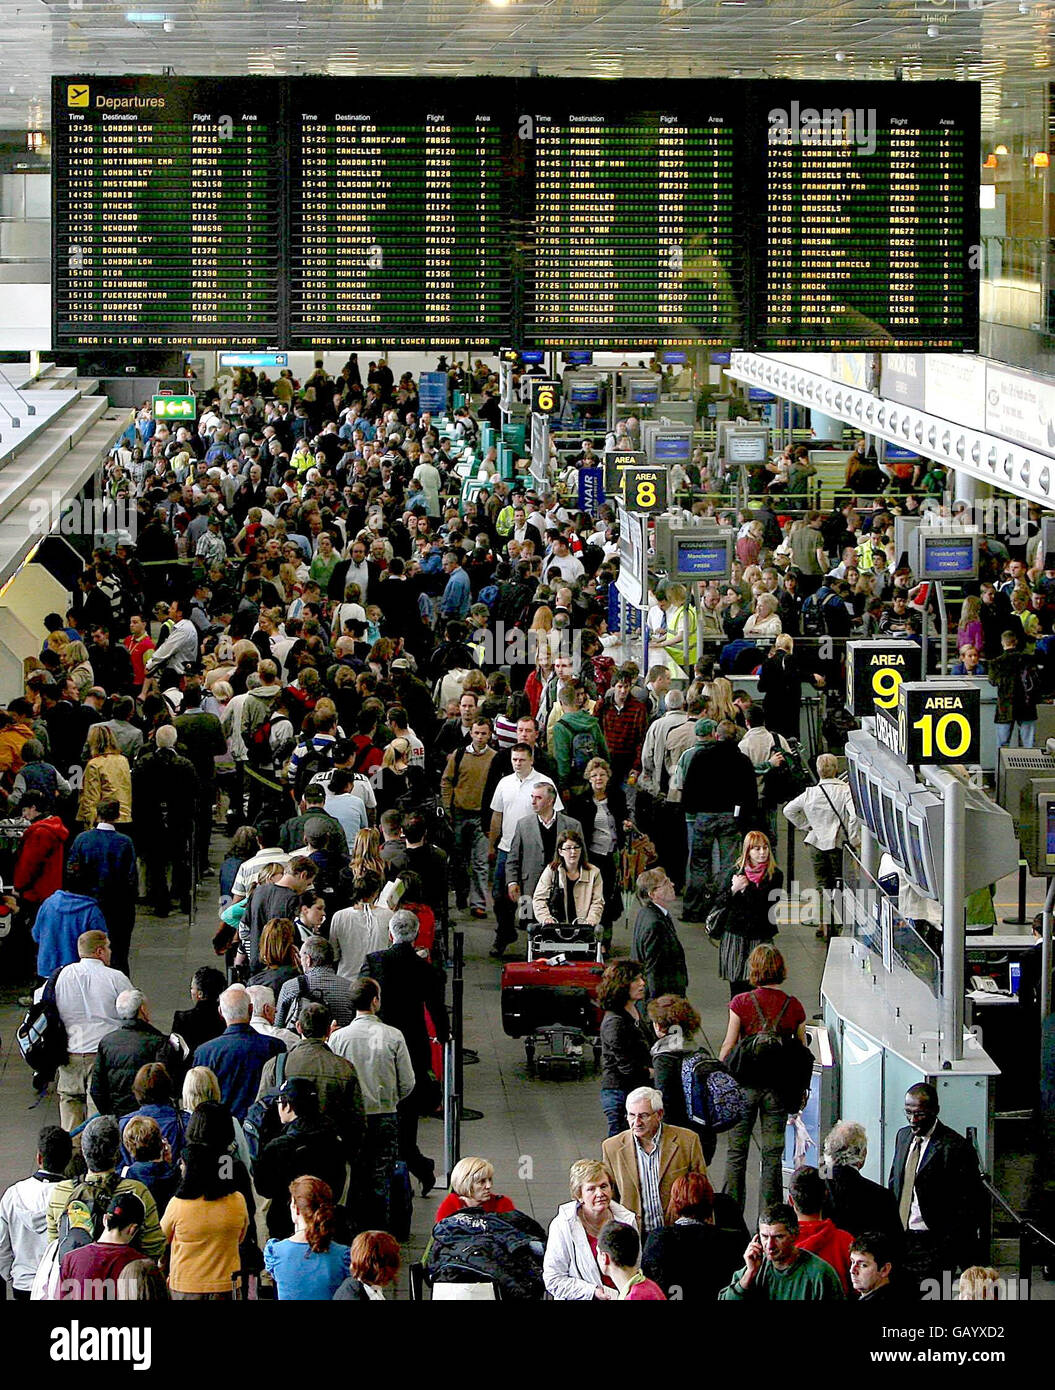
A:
[897, 680, 981, 767]
[845, 640, 922, 718]
[621, 465, 667, 514]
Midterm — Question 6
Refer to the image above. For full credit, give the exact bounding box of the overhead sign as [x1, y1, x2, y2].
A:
[670, 532, 734, 581]
[153, 394, 196, 421]
[218, 352, 288, 369]
[875, 679, 981, 767]
[603, 450, 645, 497]
[846, 640, 923, 719]
[621, 465, 667, 514]
[531, 380, 562, 416]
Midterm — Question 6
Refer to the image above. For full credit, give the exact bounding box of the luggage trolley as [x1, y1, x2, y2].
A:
[500, 922, 605, 1079]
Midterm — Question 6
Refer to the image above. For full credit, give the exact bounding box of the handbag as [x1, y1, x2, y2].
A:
[703, 903, 725, 943]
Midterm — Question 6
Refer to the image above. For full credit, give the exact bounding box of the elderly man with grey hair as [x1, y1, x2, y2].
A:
[601, 1085, 707, 1236]
[247, 984, 299, 1049]
[192, 984, 285, 1122]
[46, 1115, 166, 1263]
[89, 987, 186, 1120]
[821, 1120, 903, 1246]
[361, 908, 450, 1197]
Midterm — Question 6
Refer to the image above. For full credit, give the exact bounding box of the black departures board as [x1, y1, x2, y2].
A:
[519, 80, 744, 350]
[755, 81, 979, 350]
[288, 83, 511, 349]
[53, 76, 282, 349]
[52, 76, 981, 353]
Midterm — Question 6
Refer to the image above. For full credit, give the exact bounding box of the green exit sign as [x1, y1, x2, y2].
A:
[153, 394, 196, 421]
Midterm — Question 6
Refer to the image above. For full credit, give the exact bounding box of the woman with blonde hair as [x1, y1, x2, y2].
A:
[543, 1159, 638, 1300]
[703, 675, 738, 725]
[350, 827, 386, 882]
[709, 830, 783, 998]
[958, 1266, 1001, 1300]
[376, 735, 425, 814]
[957, 594, 983, 654]
[743, 591, 783, 639]
[434, 1157, 516, 1222]
[78, 723, 132, 828]
[64, 639, 94, 695]
[178, 1067, 253, 1175]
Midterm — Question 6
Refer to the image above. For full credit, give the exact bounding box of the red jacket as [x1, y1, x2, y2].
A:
[13, 815, 69, 904]
[795, 1217, 854, 1293]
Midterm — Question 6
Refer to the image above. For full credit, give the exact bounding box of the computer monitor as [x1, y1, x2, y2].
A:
[916, 532, 979, 581]
[630, 384, 658, 405]
[564, 350, 593, 366]
[520, 349, 545, 365]
[726, 428, 769, 464]
[867, 776, 886, 850]
[671, 534, 733, 581]
[846, 760, 866, 827]
[881, 790, 900, 865]
[653, 434, 692, 463]
[661, 350, 688, 365]
[569, 383, 602, 406]
[894, 802, 910, 870]
[906, 815, 932, 897]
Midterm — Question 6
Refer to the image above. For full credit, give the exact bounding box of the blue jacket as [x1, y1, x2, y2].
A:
[32, 891, 108, 977]
[68, 828, 138, 909]
[440, 565, 471, 619]
[193, 1023, 285, 1122]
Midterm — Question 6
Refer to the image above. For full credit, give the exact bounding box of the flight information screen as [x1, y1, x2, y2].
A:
[288, 82, 511, 349]
[51, 77, 980, 352]
[520, 81, 743, 350]
[755, 81, 979, 350]
[52, 76, 281, 348]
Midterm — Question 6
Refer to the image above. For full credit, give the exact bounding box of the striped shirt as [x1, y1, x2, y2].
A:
[635, 1124, 665, 1236]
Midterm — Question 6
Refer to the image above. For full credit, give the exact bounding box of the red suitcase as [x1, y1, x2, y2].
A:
[500, 959, 605, 1039]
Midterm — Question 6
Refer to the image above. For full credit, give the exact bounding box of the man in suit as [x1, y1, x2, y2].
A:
[887, 1082, 984, 1294]
[601, 1086, 706, 1238]
[822, 1120, 903, 1247]
[66, 799, 138, 975]
[631, 867, 688, 1001]
[361, 909, 450, 1198]
[506, 782, 582, 923]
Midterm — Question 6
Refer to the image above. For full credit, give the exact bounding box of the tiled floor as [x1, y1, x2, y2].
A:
[0, 818, 1051, 1297]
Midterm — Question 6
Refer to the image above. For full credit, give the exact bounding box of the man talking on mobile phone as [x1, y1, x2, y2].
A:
[720, 1204, 844, 1300]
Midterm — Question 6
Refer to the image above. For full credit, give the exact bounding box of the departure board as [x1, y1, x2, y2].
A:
[52, 77, 282, 349]
[51, 77, 980, 353]
[288, 83, 511, 349]
[755, 82, 979, 350]
[521, 81, 743, 350]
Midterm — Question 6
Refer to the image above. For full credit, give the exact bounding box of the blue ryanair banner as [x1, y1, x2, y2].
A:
[578, 467, 604, 513]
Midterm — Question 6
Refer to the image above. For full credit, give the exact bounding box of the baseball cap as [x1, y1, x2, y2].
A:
[276, 1077, 317, 1109]
[107, 1191, 145, 1228]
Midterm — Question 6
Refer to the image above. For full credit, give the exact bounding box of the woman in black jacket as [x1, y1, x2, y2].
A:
[757, 635, 808, 740]
[710, 830, 783, 997]
[597, 960, 652, 1139]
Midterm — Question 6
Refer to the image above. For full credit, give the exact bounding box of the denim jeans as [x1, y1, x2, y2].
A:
[722, 1084, 788, 1218]
[995, 720, 1036, 749]
[452, 808, 490, 911]
[684, 811, 741, 919]
[600, 1087, 629, 1138]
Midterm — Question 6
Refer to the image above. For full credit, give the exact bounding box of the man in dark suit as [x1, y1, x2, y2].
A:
[361, 909, 450, 1198]
[631, 867, 688, 1001]
[821, 1120, 903, 1247]
[66, 800, 138, 975]
[887, 1083, 984, 1294]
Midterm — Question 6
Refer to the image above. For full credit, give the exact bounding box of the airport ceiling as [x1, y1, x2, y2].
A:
[0, 0, 1049, 135]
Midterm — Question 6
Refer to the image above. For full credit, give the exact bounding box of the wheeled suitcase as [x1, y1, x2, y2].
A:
[525, 920, 603, 963]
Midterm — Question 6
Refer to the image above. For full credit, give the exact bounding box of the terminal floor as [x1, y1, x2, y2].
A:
[0, 823, 1050, 1299]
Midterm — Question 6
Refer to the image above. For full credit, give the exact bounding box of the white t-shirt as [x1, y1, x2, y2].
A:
[490, 771, 563, 852]
[309, 767, 377, 812]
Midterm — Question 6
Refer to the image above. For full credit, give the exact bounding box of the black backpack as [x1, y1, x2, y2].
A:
[16, 968, 68, 1086]
[56, 1172, 124, 1262]
[294, 742, 336, 798]
[761, 735, 813, 808]
[426, 1209, 546, 1300]
[242, 1051, 288, 1161]
[726, 992, 792, 1089]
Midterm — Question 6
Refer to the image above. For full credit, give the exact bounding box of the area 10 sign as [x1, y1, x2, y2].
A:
[846, 641, 922, 719]
[875, 679, 981, 766]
